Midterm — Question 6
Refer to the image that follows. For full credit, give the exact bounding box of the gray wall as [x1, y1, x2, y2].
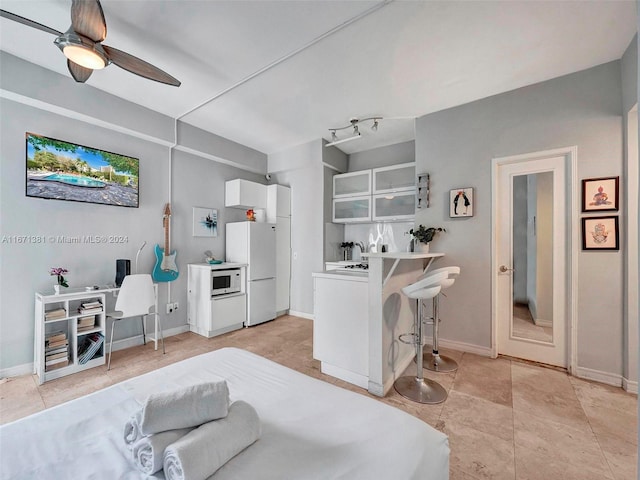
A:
[268, 140, 329, 316]
[348, 141, 415, 172]
[0, 55, 268, 372]
[415, 61, 625, 376]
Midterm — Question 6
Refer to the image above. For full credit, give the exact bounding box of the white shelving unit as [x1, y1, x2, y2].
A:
[34, 288, 109, 384]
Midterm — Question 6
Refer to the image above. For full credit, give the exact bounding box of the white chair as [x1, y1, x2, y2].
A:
[106, 274, 165, 370]
[418, 266, 461, 373]
[394, 271, 449, 404]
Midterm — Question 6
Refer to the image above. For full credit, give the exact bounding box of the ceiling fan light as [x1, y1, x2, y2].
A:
[63, 44, 106, 69]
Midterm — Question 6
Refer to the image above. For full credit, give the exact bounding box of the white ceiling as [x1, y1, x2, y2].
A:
[0, 1, 637, 155]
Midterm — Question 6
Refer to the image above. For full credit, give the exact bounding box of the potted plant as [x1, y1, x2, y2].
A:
[409, 225, 446, 253]
[50, 267, 69, 294]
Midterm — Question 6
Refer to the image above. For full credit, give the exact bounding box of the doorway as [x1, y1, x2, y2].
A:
[492, 147, 577, 369]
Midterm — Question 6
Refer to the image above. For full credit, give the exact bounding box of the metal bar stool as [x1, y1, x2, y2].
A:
[418, 266, 461, 373]
[394, 271, 449, 404]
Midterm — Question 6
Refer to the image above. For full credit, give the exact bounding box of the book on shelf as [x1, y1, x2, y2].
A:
[78, 307, 103, 315]
[45, 331, 67, 344]
[81, 301, 102, 308]
[45, 345, 69, 355]
[45, 359, 69, 371]
[77, 315, 96, 332]
[45, 351, 68, 361]
[46, 339, 69, 349]
[78, 333, 104, 365]
[45, 356, 68, 366]
[45, 308, 67, 319]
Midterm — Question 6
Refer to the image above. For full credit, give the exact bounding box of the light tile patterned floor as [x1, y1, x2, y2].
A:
[0, 315, 637, 479]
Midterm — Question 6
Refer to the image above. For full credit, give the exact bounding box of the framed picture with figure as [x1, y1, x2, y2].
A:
[581, 176, 618, 212]
[582, 216, 619, 250]
[450, 187, 473, 217]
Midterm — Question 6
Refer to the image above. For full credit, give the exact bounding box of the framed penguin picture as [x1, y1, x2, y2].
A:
[450, 187, 473, 217]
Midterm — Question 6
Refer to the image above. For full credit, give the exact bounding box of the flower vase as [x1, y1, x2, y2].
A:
[414, 240, 430, 253]
[54, 284, 60, 295]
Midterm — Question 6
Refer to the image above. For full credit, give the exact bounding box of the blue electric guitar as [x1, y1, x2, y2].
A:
[152, 203, 179, 282]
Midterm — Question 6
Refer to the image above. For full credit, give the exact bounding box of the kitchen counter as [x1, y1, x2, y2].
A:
[313, 270, 368, 281]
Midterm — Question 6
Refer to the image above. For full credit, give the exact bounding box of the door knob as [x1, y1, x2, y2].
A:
[499, 265, 515, 273]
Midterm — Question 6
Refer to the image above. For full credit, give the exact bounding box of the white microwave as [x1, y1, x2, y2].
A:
[211, 269, 242, 296]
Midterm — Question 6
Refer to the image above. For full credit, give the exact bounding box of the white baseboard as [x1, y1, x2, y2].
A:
[1, 325, 190, 380]
[534, 318, 553, 328]
[574, 366, 625, 389]
[622, 377, 638, 394]
[423, 336, 493, 357]
[288, 310, 314, 320]
[0, 362, 34, 378]
[320, 362, 368, 390]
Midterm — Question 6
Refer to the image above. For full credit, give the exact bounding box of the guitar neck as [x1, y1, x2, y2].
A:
[164, 217, 170, 253]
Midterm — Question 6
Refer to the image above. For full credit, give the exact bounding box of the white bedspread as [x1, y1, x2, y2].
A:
[0, 348, 449, 479]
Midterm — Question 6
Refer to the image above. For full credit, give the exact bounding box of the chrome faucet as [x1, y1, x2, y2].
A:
[355, 241, 366, 253]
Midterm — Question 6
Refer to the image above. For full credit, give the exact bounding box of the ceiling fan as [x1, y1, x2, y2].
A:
[0, 0, 180, 86]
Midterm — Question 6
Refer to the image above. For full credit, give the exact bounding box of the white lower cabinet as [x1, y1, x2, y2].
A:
[312, 274, 369, 388]
[188, 264, 247, 338]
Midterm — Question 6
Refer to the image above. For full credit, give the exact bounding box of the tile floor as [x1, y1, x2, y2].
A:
[0, 315, 637, 480]
[511, 303, 553, 343]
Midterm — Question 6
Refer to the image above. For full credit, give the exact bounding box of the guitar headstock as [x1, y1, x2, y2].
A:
[163, 203, 171, 227]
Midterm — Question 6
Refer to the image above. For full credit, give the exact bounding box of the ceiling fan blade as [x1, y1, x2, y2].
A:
[71, 0, 106, 42]
[67, 59, 93, 83]
[0, 9, 62, 36]
[103, 45, 181, 87]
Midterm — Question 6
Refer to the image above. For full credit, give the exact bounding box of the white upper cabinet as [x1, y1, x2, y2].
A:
[225, 179, 267, 209]
[372, 192, 416, 221]
[372, 162, 416, 194]
[333, 196, 371, 223]
[333, 170, 371, 198]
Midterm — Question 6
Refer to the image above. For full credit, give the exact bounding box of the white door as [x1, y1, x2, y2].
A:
[495, 154, 567, 367]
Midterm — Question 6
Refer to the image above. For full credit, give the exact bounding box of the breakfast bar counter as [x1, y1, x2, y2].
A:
[312, 252, 444, 396]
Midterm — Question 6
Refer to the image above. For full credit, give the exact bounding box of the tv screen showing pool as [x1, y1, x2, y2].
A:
[25, 132, 139, 208]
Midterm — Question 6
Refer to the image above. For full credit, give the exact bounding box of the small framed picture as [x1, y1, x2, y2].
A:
[450, 187, 473, 217]
[193, 207, 218, 237]
[582, 216, 619, 250]
[581, 176, 618, 212]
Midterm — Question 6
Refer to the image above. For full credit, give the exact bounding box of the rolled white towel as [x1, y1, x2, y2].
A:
[132, 427, 194, 475]
[140, 381, 229, 435]
[123, 410, 143, 449]
[163, 400, 261, 480]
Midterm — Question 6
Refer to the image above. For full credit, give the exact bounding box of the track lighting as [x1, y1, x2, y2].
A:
[325, 117, 382, 147]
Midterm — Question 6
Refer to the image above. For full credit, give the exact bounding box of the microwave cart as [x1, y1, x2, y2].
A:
[187, 263, 247, 338]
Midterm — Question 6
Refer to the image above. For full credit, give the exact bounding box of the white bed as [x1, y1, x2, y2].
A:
[0, 348, 449, 479]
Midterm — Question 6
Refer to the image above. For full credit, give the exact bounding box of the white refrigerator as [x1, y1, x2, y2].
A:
[226, 222, 276, 326]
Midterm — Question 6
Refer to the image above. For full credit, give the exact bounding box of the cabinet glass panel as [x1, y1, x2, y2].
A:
[373, 192, 416, 221]
[333, 196, 371, 222]
[373, 163, 415, 193]
[333, 171, 371, 197]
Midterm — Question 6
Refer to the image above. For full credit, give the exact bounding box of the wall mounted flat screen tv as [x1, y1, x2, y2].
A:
[26, 132, 139, 208]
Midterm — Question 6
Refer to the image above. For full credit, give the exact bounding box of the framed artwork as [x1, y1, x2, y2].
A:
[449, 187, 473, 217]
[193, 207, 218, 237]
[582, 216, 619, 251]
[581, 176, 618, 212]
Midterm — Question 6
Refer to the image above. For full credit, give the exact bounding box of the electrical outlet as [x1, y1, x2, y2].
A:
[166, 303, 174, 314]
[173, 302, 179, 311]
